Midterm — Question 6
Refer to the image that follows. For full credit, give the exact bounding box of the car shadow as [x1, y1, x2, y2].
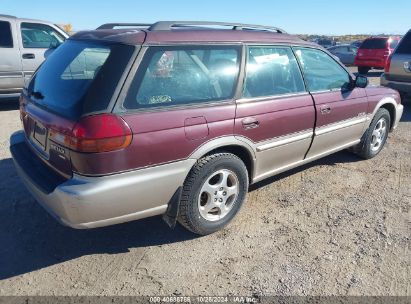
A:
[352, 70, 384, 78]
[400, 100, 411, 122]
[0, 98, 19, 111]
[250, 149, 362, 191]
[0, 149, 364, 280]
[0, 158, 197, 280]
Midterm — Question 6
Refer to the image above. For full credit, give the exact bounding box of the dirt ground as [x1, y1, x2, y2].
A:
[0, 69, 409, 296]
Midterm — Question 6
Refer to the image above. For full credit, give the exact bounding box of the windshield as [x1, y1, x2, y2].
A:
[28, 40, 135, 120]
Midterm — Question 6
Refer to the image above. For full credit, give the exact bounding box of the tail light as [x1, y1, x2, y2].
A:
[385, 54, 392, 73]
[49, 114, 132, 153]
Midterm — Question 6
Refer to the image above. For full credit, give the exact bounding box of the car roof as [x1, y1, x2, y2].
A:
[0, 14, 58, 25]
[365, 36, 400, 40]
[329, 44, 351, 48]
[70, 21, 316, 47]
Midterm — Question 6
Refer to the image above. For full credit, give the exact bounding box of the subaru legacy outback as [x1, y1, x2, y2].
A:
[10, 21, 404, 235]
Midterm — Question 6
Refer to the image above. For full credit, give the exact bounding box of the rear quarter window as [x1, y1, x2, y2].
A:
[396, 32, 411, 54]
[0, 21, 13, 48]
[123, 46, 241, 110]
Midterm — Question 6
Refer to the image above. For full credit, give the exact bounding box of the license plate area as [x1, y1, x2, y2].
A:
[33, 121, 48, 151]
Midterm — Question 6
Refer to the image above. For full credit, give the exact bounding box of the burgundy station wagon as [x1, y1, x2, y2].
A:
[10, 21, 404, 235]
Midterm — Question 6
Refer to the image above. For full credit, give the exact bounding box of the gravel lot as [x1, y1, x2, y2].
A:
[0, 69, 409, 296]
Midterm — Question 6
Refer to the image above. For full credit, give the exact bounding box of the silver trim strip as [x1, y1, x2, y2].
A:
[315, 117, 368, 136]
[253, 139, 360, 183]
[237, 92, 309, 104]
[256, 131, 313, 152]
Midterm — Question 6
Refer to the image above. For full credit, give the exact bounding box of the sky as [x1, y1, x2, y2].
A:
[1, 0, 410, 35]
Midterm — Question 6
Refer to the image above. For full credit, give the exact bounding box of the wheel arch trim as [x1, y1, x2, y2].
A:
[188, 136, 257, 180]
[369, 96, 398, 130]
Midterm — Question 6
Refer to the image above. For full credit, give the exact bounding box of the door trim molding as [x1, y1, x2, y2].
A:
[315, 116, 369, 136]
[256, 130, 313, 152]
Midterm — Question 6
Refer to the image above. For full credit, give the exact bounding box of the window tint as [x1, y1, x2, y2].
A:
[244, 46, 305, 98]
[124, 46, 240, 109]
[0, 21, 13, 48]
[21, 23, 65, 48]
[332, 46, 348, 53]
[389, 39, 399, 49]
[294, 47, 350, 92]
[360, 38, 387, 49]
[28, 40, 135, 120]
[396, 32, 411, 54]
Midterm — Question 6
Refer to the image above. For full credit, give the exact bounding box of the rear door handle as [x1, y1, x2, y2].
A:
[22, 53, 35, 59]
[320, 106, 331, 115]
[242, 117, 259, 129]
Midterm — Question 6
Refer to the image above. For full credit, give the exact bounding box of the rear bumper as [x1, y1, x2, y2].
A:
[10, 131, 195, 229]
[381, 74, 411, 94]
[355, 59, 385, 68]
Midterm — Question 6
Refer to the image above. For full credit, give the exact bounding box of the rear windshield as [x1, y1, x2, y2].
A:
[396, 32, 411, 54]
[27, 40, 135, 120]
[360, 38, 387, 49]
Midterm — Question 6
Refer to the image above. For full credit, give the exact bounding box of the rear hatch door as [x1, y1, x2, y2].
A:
[22, 39, 136, 177]
[357, 38, 388, 62]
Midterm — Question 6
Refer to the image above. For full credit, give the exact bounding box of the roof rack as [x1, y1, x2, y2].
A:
[97, 21, 286, 33]
[0, 14, 16, 19]
[97, 23, 152, 30]
[149, 21, 286, 33]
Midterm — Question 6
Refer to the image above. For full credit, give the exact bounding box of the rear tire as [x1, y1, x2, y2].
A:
[178, 153, 248, 235]
[351, 108, 390, 159]
[358, 66, 370, 75]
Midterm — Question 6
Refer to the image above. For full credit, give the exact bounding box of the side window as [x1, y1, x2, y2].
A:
[244, 46, 306, 98]
[0, 21, 13, 48]
[396, 32, 411, 54]
[294, 47, 350, 92]
[21, 23, 65, 48]
[124, 46, 240, 109]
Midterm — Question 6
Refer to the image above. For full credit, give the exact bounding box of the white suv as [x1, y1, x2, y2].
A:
[0, 14, 68, 99]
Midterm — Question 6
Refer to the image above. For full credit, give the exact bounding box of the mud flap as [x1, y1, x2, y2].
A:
[162, 187, 182, 229]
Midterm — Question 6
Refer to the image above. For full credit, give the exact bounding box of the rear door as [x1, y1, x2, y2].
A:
[0, 19, 24, 95]
[234, 45, 315, 181]
[293, 47, 368, 159]
[17, 22, 66, 85]
[115, 45, 242, 172]
[388, 31, 411, 82]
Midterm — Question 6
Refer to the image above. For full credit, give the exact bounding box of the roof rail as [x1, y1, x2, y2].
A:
[148, 21, 286, 33]
[0, 14, 17, 19]
[97, 23, 152, 30]
[97, 21, 286, 33]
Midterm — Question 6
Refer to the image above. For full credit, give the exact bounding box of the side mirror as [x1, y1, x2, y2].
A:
[355, 75, 368, 88]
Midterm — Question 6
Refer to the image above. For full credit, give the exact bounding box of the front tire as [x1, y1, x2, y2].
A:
[352, 108, 390, 159]
[358, 66, 370, 75]
[178, 153, 249, 235]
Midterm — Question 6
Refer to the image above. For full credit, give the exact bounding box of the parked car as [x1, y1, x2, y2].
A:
[381, 30, 411, 98]
[354, 36, 401, 74]
[10, 21, 403, 235]
[328, 44, 358, 65]
[316, 38, 336, 49]
[0, 14, 68, 99]
[351, 40, 363, 48]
